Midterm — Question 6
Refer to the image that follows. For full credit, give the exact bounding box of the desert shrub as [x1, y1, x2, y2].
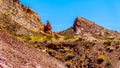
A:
[54, 55, 62, 60]
[30, 36, 47, 42]
[76, 37, 85, 41]
[50, 37, 56, 42]
[105, 46, 114, 52]
[97, 55, 105, 64]
[16, 35, 67, 42]
[34, 44, 39, 48]
[106, 61, 111, 68]
[46, 35, 58, 42]
[16, 35, 48, 42]
[104, 39, 112, 46]
[65, 60, 72, 67]
[57, 37, 64, 41]
[85, 44, 91, 49]
[106, 46, 111, 50]
[105, 36, 114, 40]
[16, 35, 31, 41]
[46, 35, 53, 40]
[47, 49, 55, 55]
[64, 36, 76, 40]
[65, 52, 75, 60]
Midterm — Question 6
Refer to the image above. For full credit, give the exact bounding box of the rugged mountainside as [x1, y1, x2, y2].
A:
[0, 0, 120, 68]
[0, 0, 44, 35]
[0, 0, 67, 68]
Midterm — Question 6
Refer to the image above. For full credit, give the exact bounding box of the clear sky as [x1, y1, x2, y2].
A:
[20, 0, 120, 32]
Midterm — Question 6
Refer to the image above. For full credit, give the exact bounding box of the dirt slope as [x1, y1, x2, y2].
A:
[0, 28, 67, 68]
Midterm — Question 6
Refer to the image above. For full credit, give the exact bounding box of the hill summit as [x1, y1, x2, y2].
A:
[61, 16, 120, 39]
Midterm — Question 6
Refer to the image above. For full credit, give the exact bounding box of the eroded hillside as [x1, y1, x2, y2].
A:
[0, 27, 67, 68]
[0, 0, 120, 68]
[0, 0, 44, 35]
[0, 0, 67, 68]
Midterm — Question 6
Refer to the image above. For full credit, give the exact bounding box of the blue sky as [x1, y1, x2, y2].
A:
[20, 0, 120, 32]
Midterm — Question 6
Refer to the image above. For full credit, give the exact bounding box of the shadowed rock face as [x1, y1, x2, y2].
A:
[73, 17, 82, 35]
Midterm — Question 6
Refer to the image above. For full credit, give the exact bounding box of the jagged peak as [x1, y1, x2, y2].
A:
[62, 16, 120, 38]
[76, 16, 83, 20]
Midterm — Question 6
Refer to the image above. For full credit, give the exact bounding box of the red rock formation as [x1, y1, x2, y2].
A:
[73, 17, 81, 27]
[73, 17, 81, 35]
[44, 20, 52, 34]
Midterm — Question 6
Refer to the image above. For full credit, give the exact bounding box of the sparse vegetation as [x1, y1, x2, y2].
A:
[64, 36, 76, 40]
[76, 37, 85, 41]
[106, 46, 111, 50]
[34, 44, 39, 48]
[47, 49, 55, 55]
[85, 44, 91, 48]
[65, 60, 72, 67]
[104, 39, 112, 46]
[65, 52, 75, 60]
[106, 61, 111, 68]
[97, 55, 105, 64]
[105, 46, 114, 52]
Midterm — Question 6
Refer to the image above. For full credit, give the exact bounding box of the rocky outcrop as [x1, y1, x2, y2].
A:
[73, 17, 82, 35]
[0, 0, 44, 35]
[44, 20, 52, 34]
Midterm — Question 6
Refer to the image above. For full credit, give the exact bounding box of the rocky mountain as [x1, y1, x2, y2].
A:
[0, 0, 120, 68]
[0, 0, 67, 68]
[60, 17, 120, 39]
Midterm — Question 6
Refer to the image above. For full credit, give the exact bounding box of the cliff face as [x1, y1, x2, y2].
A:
[0, 0, 44, 35]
